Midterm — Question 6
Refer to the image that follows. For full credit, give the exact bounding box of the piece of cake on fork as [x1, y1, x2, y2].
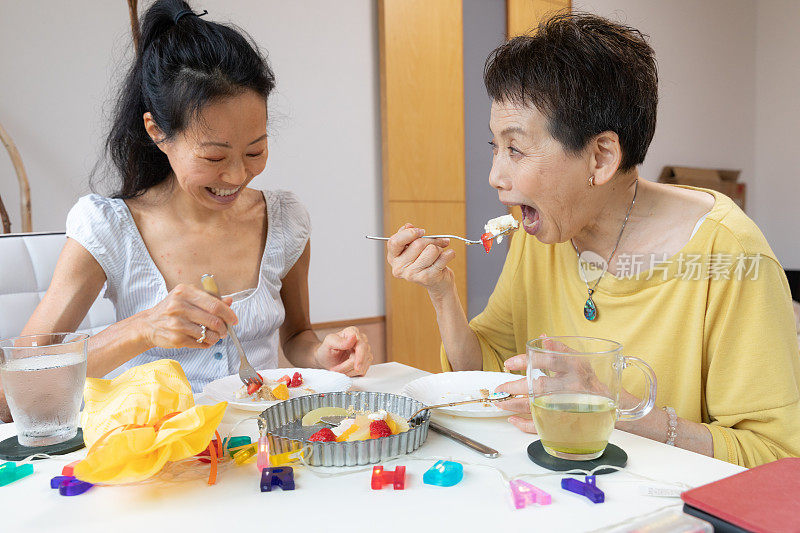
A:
[481, 214, 519, 252]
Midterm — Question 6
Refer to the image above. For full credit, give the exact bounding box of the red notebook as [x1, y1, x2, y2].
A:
[681, 457, 800, 533]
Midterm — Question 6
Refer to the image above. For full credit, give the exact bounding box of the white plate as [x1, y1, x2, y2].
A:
[203, 368, 352, 411]
[401, 371, 523, 418]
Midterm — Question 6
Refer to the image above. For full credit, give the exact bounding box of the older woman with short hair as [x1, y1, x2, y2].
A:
[386, 13, 800, 467]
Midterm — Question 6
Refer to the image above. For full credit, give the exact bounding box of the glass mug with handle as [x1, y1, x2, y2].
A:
[526, 336, 656, 460]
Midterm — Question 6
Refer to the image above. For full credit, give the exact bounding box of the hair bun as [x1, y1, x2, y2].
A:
[173, 8, 208, 25]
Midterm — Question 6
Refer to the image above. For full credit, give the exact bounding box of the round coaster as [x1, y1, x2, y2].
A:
[526, 440, 627, 475]
[0, 428, 85, 461]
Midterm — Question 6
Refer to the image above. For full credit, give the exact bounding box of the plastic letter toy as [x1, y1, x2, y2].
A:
[197, 438, 231, 464]
[0, 462, 33, 487]
[50, 475, 93, 496]
[196, 439, 223, 464]
[233, 443, 257, 465]
[256, 435, 270, 471]
[561, 475, 604, 503]
[371, 465, 406, 490]
[260, 467, 295, 492]
[60, 479, 93, 497]
[422, 460, 463, 487]
[226, 436, 251, 454]
[50, 476, 73, 489]
[62, 460, 81, 477]
[269, 449, 304, 467]
[509, 480, 552, 509]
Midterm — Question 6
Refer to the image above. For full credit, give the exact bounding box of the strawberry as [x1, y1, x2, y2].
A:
[370, 420, 392, 439]
[481, 232, 493, 253]
[278, 375, 291, 385]
[246, 381, 260, 395]
[290, 372, 303, 388]
[309, 428, 336, 442]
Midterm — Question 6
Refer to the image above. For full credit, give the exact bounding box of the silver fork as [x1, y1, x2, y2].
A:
[200, 274, 263, 389]
[365, 227, 516, 245]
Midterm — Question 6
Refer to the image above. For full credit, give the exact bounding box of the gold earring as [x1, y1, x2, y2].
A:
[588, 175, 595, 187]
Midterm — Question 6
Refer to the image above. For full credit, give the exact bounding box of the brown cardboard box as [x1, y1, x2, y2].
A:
[658, 166, 746, 211]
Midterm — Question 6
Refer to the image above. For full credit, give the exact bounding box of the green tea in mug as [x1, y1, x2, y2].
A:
[527, 336, 657, 461]
[531, 392, 617, 459]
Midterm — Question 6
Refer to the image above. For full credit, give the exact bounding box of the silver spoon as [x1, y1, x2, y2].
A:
[318, 392, 526, 427]
[317, 415, 499, 457]
[405, 392, 530, 421]
[319, 415, 353, 426]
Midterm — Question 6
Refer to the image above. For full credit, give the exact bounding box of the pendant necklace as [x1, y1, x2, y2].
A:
[572, 179, 638, 321]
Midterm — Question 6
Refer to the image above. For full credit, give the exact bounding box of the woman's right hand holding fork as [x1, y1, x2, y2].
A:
[386, 223, 456, 297]
[385, 223, 483, 371]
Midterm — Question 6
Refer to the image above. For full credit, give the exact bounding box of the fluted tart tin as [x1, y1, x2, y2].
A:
[258, 391, 430, 467]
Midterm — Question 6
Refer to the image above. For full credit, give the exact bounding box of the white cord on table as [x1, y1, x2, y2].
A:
[14, 416, 693, 497]
[297, 447, 693, 494]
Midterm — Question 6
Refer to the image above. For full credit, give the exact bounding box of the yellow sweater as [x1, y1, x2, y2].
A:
[442, 188, 800, 467]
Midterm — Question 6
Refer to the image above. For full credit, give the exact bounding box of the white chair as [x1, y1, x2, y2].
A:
[0, 232, 116, 340]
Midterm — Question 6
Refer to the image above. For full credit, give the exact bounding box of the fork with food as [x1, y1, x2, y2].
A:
[381, 215, 519, 310]
[367, 214, 518, 254]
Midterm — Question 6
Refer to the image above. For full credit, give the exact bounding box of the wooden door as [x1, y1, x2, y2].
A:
[378, 0, 570, 373]
[379, 0, 467, 373]
[507, 0, 571, 37]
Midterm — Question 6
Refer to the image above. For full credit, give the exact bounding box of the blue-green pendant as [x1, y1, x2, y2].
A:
[584, 296, 597, 321]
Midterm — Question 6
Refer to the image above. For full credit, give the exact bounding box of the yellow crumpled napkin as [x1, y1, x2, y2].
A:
[74, 359, 226, 484]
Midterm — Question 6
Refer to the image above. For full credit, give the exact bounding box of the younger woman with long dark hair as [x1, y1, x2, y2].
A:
[8, 0, 372, 406]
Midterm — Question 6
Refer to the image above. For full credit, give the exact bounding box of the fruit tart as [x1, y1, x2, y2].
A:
[305, 407, 410, 443]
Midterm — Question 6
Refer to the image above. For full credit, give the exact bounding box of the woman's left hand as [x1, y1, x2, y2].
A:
[314, 326, 373, 377]
[494, 354, 538, 433]
[495, 341, 615, 434]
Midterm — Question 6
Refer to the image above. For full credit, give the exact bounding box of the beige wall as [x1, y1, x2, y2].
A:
[577, 0, 799, 269]
[575, 0, 757, 198]
[754, 0, 800, 269]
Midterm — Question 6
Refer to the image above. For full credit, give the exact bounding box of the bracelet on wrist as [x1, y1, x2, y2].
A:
[663, 406, 678, 446]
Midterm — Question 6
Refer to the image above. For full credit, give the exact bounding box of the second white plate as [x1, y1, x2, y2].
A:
[401, 371, 523, 417]
[203, 368, 352, 411]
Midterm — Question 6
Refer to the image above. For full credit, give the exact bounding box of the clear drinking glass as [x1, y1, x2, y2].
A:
[526, 336, 656, 460]
[0, 333, 88, 446]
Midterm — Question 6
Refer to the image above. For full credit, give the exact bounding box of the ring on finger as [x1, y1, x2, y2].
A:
[196, 324, 207, 344]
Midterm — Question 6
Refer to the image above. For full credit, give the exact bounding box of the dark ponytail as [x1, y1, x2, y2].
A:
[105, 0, 275, 198]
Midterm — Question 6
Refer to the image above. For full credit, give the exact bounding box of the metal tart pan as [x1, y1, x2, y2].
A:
[258, 391, 430, 467]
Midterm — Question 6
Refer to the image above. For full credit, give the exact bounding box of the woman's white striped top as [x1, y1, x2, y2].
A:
[65, 190, 311, 392]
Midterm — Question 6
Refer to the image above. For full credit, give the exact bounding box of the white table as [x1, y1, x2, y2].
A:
[0, 363, 743, 532]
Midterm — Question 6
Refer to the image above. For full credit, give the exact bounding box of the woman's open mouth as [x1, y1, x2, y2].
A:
[205, 186, 241, 204]
[521, 204, 541, 235]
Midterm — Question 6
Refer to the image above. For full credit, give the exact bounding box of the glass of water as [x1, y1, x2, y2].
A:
[0, 333, 88, 446]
